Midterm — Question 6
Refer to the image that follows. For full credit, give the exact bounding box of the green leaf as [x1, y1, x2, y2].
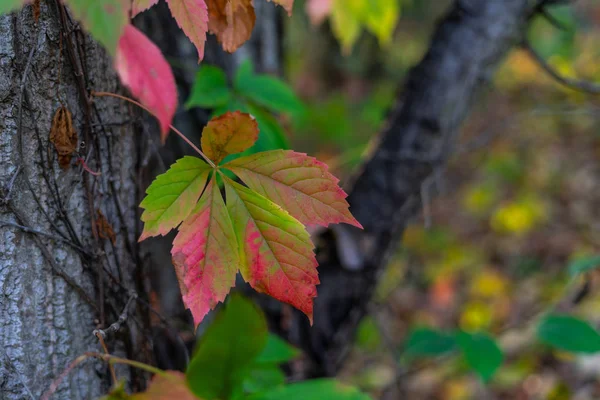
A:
[235, 70, 304, 115]
[246, 104, 291, 151]
[456, 331, 503, 382]
[243, 365, 286, 394]
[568, 255, 600, 277]
[234, 60, 255, 89]
[255, 334, 300, 365]
[537, 314, 600, 353]
[64, 0, 127, 55]
[139, 156, 211, 240]
[247, 379, 372, 400]
[0, 0, 24, 14]
[186, 293, 268, 400]
[186, 65, 232, 109]
[403, 327, 456, 359]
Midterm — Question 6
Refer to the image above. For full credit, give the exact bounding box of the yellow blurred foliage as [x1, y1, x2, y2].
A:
[491, 197, 548, 236]
[470, 270, 508, 299]
[443, 377, 473, 400]
[462, 184, 497, 216]
[330, 0, 399, 53]
[460, 301, 493, 332]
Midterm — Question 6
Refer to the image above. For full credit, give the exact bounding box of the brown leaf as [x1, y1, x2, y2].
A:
[206, 0, 255, 53]
[49, 106, 78, 169]
[96, 209, 116, 245]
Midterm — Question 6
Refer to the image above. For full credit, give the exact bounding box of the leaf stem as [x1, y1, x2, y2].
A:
[91, 91, 216, 168]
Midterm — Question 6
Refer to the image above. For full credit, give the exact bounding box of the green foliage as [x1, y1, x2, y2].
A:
[255, 334, 300, 364]
[234, 62, 304, 115]
[246, 379, 372, 400]
[402, 327, 456, 359]
[186, 293, 268, 399]
[455, 331, 503, 382]
[568, 255, 600, 277]
[182, 293, 371, 400]
[186, 66, 232, 108]
[65, 0, 127, 55]
[537, 314, 600, 353]
[187, 61, 304, 159]
[0, 0, 23, 14]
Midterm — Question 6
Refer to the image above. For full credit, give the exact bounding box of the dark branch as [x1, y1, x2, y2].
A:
[523, 40, 600, 94]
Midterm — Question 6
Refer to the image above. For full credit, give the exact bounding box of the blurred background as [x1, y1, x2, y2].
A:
[140, 0, 600, 398]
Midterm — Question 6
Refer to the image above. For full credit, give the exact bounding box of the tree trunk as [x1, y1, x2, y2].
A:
[0, 2, 150, 399]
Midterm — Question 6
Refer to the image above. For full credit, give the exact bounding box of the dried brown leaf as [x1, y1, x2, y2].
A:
[96, 209, 116, 245]
[206, 0, 255, 52]
[49, 106, 78, 169]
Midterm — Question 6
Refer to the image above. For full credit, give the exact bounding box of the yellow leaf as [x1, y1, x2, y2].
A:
[460, 301, 493, 332]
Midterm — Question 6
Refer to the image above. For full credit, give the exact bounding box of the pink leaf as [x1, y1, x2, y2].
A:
[171, 176, 239, 327]
[167, 0, 209, 63]
[224, 150, 362, 228]
[115, 24, 177, 141]
[306, 0, 332, 25]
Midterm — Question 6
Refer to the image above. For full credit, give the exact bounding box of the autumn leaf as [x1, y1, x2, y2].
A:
[49, 106, 78, 169]
[224, 150, 361, 228]
[138, 112, 361, 326]
[201, 111, 259, 164]
[115, 24, 178, 140]
[139, 156, 211, 240]
[224, 177, 319, 323]
[96, 209, 116, 245]
[267, 0, 293, 15]
[167, 0, 209, 63]
[171, 176, 239, 326]
[306, 0, 331, 25]
[206, 0, 255, 52]
[64, 0, 127, 55]
[131, 0, 159, 15]
[130, 372, 198, 399]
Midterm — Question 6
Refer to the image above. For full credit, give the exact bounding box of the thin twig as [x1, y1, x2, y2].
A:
[40, 352, 165, 400]
[91, 91, 217, 168]
[524, 40, 600, 94]
[95, 333, 118, 384]
[94, 293, 138, 340]
[0, 219, 89, 254]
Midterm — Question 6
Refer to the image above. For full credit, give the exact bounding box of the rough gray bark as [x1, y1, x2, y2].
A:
[277, 0, 535, 377]
[0, 2, 150, 399]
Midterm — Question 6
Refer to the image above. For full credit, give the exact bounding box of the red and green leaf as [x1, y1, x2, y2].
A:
[139, 111, 361, 326]
[115, 24, 178, 139]
[224, 150, 361, 228]
[224, 177, 319, 323]
[139, 156, 211, 240]
[167, 0, 209, 63]
[64, 0, 127, 55]
[201, 111, 259, 164]
[171, 176, 239, 326]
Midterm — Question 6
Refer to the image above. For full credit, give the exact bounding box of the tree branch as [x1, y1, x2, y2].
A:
[280, 0, 533, 377]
